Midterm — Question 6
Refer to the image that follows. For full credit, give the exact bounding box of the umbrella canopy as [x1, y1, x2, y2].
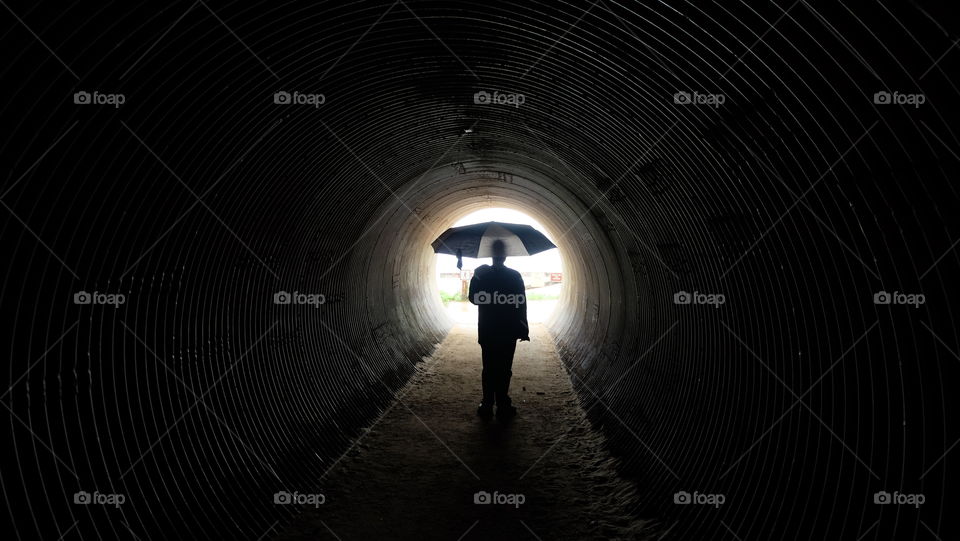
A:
[431, 221, 557, 269]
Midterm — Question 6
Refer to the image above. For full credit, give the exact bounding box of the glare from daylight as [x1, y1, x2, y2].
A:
[436, 208, 563, 324]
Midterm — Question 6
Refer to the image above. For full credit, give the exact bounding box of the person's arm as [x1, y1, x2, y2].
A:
[468, 276, 480, 305]
[516, 273, 530, 341]
[468, 265, 490, 305]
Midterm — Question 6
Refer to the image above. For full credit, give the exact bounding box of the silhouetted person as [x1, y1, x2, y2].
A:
[469, 240, 529, 419]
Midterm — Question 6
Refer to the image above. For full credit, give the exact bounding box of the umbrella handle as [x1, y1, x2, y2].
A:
[456, 248, 462, 270]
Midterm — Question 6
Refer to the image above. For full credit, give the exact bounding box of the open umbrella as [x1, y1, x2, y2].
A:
[431, 221, 557, 269]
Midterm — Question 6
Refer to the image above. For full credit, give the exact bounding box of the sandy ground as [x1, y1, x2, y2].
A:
[276, 324, 657, 540]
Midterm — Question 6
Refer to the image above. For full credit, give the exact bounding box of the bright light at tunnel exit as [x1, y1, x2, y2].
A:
[435, 208, 563, 324]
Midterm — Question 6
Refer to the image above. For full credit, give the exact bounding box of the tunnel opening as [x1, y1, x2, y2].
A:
[434, 207, 565, 326]
[353, 160, 640, 402]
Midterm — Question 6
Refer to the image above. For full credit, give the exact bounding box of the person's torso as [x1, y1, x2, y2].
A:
[475, 266, 524, 342]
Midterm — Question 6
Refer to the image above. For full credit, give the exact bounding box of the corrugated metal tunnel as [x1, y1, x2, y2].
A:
[2, 1, 958, 539]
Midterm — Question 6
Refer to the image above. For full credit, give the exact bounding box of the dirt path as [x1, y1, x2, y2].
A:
[276, 324, 656, 540]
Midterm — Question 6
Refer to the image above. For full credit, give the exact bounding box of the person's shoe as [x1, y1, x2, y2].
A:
[477, 404, 494, 417]
[496, 404, 518, 419]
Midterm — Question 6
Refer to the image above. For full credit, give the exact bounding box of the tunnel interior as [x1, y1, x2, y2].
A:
[2, 1, 959, 539]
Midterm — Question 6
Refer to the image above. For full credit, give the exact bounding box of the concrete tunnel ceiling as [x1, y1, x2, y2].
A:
[2, 1, 958, 539]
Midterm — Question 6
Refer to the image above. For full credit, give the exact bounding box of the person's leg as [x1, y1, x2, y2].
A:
[495, 341, 517, 408]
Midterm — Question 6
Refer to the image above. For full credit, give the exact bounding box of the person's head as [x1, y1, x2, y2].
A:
[491, 240, 507, 267]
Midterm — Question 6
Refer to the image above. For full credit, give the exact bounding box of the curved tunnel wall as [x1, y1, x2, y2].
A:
[2, 2, 958, 539]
